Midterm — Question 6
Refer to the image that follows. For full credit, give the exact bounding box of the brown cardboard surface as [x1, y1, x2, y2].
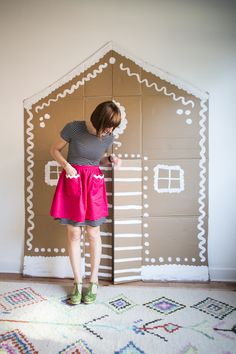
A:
[143, 159, 208, 216]
[142, 216, 208, 266]
[24, 44, 208, 281]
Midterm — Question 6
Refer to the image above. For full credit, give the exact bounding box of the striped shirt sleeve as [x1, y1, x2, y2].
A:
[60, 122, 73, 142]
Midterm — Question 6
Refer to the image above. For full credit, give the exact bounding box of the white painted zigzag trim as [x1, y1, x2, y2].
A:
[197, 99, 208, 262]
[23, 41, 208, 110]
[25, 108, 34, 251]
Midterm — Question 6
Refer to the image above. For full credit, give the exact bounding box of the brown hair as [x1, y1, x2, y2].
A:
[90, 101, 121, 138]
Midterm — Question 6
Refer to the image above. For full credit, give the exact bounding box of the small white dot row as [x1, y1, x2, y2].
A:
[143, 163, 150, 256]
[34, 248, 66, 253]
[144, 257, 197, 263]
[116, 154, 148, 158]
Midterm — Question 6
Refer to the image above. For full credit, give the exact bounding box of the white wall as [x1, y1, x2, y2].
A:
[0, 0, 235, 280]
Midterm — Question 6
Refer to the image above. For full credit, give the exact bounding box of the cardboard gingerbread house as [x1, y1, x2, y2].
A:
[23, 42, 209, 282]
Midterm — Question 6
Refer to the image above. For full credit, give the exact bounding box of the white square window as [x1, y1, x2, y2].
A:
[154, 164, 184, 193]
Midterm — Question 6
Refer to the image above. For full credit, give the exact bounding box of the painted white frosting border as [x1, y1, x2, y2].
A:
[142, 265, 209, 281]
[23, 256, 85, 278]
[23, 41, 208, 110]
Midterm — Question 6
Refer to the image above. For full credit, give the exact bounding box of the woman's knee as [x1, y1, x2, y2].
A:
[67, 225, 81, 242]
[87, 226, 100, 241]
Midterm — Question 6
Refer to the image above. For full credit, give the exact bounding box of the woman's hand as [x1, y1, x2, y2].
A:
[110, 154, 122, 170]
[64, 163, 78, 177]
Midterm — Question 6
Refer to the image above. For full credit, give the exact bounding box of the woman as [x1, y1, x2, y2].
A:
[50, 101, 121, 304]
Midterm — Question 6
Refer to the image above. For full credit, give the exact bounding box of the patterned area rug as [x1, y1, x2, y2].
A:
[0, 281, 235, 354]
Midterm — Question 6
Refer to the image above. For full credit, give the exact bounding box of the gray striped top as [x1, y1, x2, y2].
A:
[60, 121, 114, 165]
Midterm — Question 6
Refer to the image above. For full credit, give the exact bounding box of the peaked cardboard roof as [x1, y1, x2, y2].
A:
[24, 41, 209, 110]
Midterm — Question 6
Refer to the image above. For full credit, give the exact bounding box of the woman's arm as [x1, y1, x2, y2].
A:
[50, 137, 77, 177]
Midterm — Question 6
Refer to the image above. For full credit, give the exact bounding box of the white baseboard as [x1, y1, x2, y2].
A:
[0, 259, 22, 273]
[209, 267, 236, 282]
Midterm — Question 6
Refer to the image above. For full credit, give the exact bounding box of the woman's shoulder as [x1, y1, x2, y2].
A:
[66, 120, 85, 130]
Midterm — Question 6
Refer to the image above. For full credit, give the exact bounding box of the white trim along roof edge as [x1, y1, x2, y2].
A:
[23, 41, 209, 110]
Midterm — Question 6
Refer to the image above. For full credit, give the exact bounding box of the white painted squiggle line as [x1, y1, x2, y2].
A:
[25, 108, 35, 250]
[35, 63, 108, 112]
[66, 173, 80, 179]
[120, 63, 195, 108]
[197, 99, 207, 262]
[93, 174, 104, 179]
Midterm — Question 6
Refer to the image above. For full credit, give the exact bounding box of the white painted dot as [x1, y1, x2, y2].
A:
[144, 156, 148, 160]
[118, 154, 122, 157]
[145, 250, 149, 255]
[47, 248, 51, 252]
[61, 248, 66, 253]
[144, 242, 149, 246]
[54, 248, 59, 253]
[34, 248, 39, 253]
[192, 258, 196, 262]
[115, 147, 118, 150]
[151, 258, 155, 263]
[143, 212, 149, 217]
[131, 154, 135, 158]
[39, 116, 44, 121]
[143, 194, 148, 199]
[144, 223, 148, 228]
[145, 258, 149, 262]
[185, 110, 191, 115]
[159, 257, 164, 262]
[137, 154, 141, 158]
[186, 118, 192, 125]
[40, 122, 45, 128]
[44, 113, 50, 119]
[176, 257, 181, 262]
[144, 176, 148, 181]
[144, 233, 149, 238]
[144, 166, 149, 171]
[184, 258, 188, 262]
[143, 185, 148, 190]
[144, 204, 149, 208]
[177, 109, 183, 115]
[168, 257, 172, 262]
[109, 57, 116, 64]
[41, 248, 45, 252]
[124, 154, 128, 158]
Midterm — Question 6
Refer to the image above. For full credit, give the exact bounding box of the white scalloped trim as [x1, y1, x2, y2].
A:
[120, 63, 194, 107]
[197, 99, 208, 262]
[23, 41, 208, 110]
[25, 108, 35, 251]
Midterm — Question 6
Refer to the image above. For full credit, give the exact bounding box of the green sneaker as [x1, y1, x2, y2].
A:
[83, 282, 98, 304]
[68, 282, 82, 305]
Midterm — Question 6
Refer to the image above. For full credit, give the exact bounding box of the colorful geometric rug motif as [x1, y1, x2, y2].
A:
[0, 329, 37, 353]
[114, 341, 146, 354]
[143, 296, 186, 315]
[0, 287, 46, 311]
[58, 338, 94, 354]
[104, 293, 136, 314]
[132, 318, 177, 342]
[191, 297, 235, 320]
[0, 282, 236, 354]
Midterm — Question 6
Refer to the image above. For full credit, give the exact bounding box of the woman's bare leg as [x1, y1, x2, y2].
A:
[86, 225, 102, 283]
[67, 224, 82, 283]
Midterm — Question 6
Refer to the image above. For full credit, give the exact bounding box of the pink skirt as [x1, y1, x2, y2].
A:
[50, 165, 108, 222]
